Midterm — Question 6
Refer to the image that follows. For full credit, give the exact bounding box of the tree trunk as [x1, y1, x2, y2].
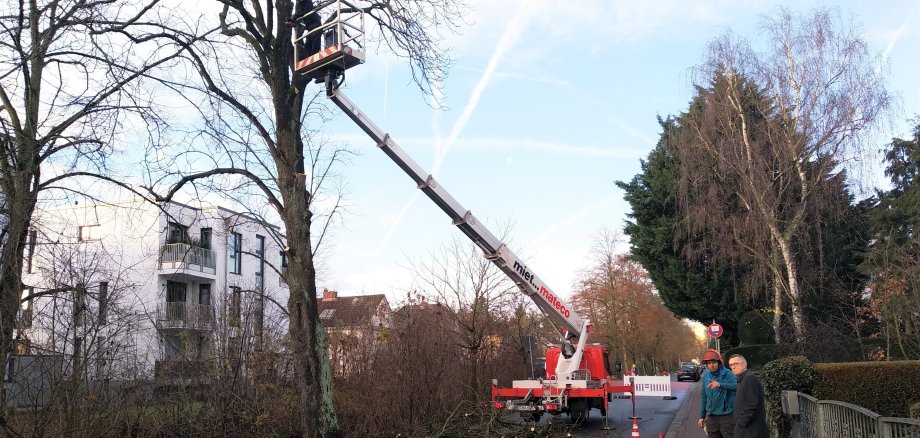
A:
[776, 236, 805, 342]
[278, 163, 341, 437]
[771, 249, 784, 343]
[0, 185, 38, 406]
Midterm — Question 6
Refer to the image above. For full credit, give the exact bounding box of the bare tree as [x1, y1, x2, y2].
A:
[138, 1, 468, 435]
[0, 1, 192, 420]
[571, 230, 699, 374]
[408, 234, 517, 400]
[679, 7, 891, 342]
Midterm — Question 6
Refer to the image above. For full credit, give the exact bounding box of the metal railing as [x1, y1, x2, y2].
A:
[785, 391, 920, 438]
[881, 417, 920, 438]
[156, 302, 215, 330]
[160, 243, 216, 272]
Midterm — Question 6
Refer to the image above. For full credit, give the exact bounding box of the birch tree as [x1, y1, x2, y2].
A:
[680, 8, 891, 342]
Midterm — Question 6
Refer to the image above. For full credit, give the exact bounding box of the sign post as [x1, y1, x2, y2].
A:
[708, 322, 723, 353]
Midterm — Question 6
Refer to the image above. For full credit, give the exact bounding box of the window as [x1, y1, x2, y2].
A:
[199, 283, 211, 306]
[229, 286, 241, 327]
[200, 228, 212, 249]
[79, 225, 102, 241]
[255, 235, 265, 278]
[228, 232, 242, 274]
[98, 282, 108, 326]
[27, 230, 36, 273]
[320, 308, 336, 319]
[166, 222, 189, 245]
[280, 250, 288, 268]
[74, 283, 86, 325]
[166, 281, 186, 303]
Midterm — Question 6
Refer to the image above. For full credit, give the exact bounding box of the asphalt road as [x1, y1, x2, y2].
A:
[511, 376, 695, 437]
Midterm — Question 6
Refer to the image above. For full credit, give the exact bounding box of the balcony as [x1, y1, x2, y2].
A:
[156, 302, 215, 331]
[159, 243, 216, 277]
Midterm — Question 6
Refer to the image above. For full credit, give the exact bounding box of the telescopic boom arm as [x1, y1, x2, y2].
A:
[324, 79, 588, 340]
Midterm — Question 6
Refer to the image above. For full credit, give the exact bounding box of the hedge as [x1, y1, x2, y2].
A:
[760, 356, 816, 438]
[813, 360, 920, 417]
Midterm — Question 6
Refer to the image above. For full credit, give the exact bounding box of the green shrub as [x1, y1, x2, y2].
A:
[813, 361, 920, 417]
[760, 356, 815, 438]
[738, 311, 774, 345]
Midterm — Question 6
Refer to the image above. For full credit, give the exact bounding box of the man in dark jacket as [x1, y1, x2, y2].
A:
[728, 355, 769, 438]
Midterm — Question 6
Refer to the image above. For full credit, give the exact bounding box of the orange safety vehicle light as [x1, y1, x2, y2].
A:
[492, 401, 503, 409]
[546, 404, 558, 411]
[587, 324, 594, 332]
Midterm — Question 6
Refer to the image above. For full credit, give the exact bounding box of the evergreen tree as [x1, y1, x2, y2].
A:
[861, 120, 920, 358]
[617, 116, 745, 344]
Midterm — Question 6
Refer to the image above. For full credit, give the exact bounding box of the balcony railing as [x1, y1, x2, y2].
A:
[156, 302, 215, 330]
[159, 243, 216, 274]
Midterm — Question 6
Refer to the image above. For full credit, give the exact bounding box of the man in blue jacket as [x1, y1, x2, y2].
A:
[697, 349, 738, 437]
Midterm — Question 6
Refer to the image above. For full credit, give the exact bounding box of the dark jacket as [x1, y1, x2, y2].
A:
[733, 369, 770, 438]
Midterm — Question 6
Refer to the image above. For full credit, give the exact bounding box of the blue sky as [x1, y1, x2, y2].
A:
[316, 0, 920, 303]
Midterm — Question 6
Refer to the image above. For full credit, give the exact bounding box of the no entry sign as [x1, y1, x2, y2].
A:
[708, 323, 723, 338]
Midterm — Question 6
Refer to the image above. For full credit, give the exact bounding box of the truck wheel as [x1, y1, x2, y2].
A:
[568, 398, 589, 424]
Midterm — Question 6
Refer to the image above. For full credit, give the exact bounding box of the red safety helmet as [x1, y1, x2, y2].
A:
[703, 349, 722, 364]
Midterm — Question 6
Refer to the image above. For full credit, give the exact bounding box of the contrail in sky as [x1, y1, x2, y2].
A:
[373, 2, 532, 258]
[877, 2, 917, 75]
[431, 2, 531, 174]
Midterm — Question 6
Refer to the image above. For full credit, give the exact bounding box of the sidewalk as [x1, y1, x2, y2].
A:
[665, 381, 707, 438]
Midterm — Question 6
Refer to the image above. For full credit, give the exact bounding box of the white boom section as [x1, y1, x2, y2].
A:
[328, 88, 587, 340]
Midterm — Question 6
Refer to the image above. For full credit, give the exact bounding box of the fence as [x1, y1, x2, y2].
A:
[784, 391, 920, 438]
[622, 375, 672, 397]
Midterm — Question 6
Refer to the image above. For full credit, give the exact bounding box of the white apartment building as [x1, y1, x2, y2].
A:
[14, 198, 289, 386]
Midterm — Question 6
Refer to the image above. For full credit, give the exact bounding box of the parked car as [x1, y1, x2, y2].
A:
[677, 364, 700, 381]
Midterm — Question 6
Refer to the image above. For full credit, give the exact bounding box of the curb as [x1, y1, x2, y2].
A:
[665, 382, 700, 438]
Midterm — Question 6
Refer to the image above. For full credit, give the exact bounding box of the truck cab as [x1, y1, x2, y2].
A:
[545, 344, 611, 380]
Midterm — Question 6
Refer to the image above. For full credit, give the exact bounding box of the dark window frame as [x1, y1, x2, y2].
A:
[166, 221, 189, 245]
[166, 280, 187, 303]
[228, 232, 242, 274]
[199, 283, 212, 306]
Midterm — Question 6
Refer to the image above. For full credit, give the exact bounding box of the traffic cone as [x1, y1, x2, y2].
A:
[631, 417, 640, 437]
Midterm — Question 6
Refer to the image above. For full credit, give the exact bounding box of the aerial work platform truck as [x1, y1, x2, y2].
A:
[291, 0, 634, 424]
